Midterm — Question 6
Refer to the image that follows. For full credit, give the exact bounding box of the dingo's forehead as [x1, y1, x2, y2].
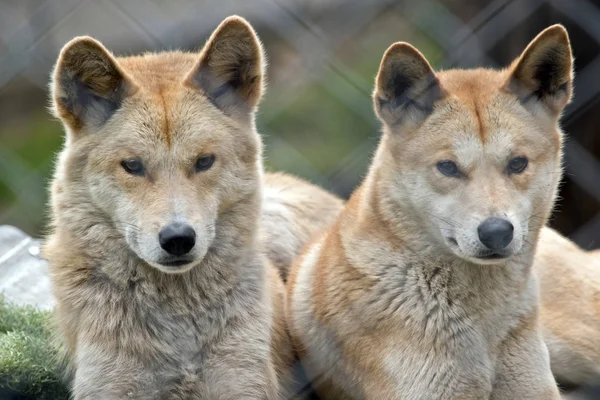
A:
[437, 68, 509, 103]
[110, 52, 240, 148]
[436, 68, 516, 142]
[394, 67, 561, 171]
[422, 68, 560, 151]
[118, 52, 198, 91]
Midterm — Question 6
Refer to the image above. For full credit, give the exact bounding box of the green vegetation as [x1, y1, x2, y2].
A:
[0, 112, 63, 235]
[0, 296, 69, 400]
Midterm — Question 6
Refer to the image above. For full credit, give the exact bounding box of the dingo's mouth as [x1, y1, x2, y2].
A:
[447, 237, 459, 246]
[445, 236, 512, 263]
[475, 252, 509, 261]
[159, 259, 194, 267]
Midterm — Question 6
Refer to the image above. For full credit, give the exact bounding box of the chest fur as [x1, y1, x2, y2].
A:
[351, 259, 537, 397]
[60, 266, 265, 364]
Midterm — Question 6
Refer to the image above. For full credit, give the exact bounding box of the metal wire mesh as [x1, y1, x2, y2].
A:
[1, 0, 599, 249]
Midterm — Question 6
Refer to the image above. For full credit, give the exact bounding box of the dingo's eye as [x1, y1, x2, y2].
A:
[437, 160, 461, 178]
[195, 155, 215, 172]
[507, 156, 528, 175]
[121, 159, 145, 176]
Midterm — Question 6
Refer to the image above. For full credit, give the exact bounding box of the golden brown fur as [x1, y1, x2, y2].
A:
[287, 25, 574, 399]
[535, 228, 600, 387]
[261, 173, 344, 281]
[44, 16, 340, 399]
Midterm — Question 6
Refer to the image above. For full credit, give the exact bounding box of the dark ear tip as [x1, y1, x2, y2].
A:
[214, 15, 257, 38]
[203, 15, 263, 63]
[56, 36, 112, 74]
[221, 15, 252, 26]
[544, 24, 568, 35]
[377, 41, 434, 91]
[379, 42, 433, 76]
[536, 24, 571, 46]
[382, 42, 422, 62]
[59, 36, 106, 57]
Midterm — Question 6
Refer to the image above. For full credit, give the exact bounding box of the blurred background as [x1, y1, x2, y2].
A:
[0, 0, 599, 249]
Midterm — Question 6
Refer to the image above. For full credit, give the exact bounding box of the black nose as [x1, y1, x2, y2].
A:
[477, 218, 514, 250]
[159, 223, 196, 256]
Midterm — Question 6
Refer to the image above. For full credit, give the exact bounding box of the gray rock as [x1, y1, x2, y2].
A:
[0, 225, 54, 310]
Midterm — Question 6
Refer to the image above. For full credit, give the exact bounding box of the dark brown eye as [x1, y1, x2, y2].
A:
[121, 159, 144, 176]
[195, 155, 215, 172]
[507, 156, 528, 175]
[436, 160, 461, 178]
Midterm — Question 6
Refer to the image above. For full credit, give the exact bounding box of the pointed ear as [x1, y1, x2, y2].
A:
[185, 16, 265, 117]
[505, 25, 574, 116]
[51, 36, 136, 133]
[373, 42, 445, 127]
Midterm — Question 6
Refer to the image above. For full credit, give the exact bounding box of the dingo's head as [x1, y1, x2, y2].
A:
[373, 25, 573, 264]
[51, 16, 265, 273]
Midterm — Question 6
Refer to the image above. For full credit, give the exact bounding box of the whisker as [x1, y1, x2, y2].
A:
[114, 221, 142, 232]
[424, 212, 463, 229]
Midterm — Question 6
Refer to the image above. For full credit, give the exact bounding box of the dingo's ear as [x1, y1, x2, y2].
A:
[186, 16, 265, 117]
[52, 36, 137, 133]
[374, 42, 444, 127]
[506, 25, 573, 116]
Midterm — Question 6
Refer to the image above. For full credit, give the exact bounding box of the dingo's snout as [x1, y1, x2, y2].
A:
[477, 217, 514, 251]
[159, 222, 197, 257]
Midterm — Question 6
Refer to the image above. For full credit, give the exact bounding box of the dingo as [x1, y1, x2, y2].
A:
[44, 16, 340, 399]
[287, 25, 573, 399]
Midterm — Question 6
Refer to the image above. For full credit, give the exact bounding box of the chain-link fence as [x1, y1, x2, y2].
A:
[1, 0, 599, 244]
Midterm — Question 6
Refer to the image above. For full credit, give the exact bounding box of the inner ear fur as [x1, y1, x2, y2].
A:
[373, 42, 445, 127]
[52, 36, 136, 133]
[505, 24, 574, 115]
[185, 16, 265, 116]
